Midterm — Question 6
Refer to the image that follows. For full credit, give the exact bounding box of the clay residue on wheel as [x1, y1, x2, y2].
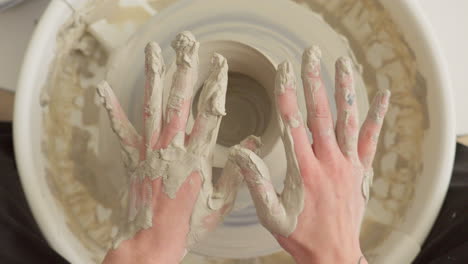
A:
[40, 0, 428, 263]
[296, 0, 428, 261]
[41, 15, 119, 263]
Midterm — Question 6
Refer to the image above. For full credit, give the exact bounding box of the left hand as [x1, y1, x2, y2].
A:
[99, 32, 260, 264]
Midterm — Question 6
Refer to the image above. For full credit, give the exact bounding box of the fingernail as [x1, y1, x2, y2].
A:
[96, 81, 112, 110]
[171, 31, 197, 49]
[145, 42, 165, 75]
[197, 54, 228, 116]
[336, 56, 352, 75]
[302, 46, 322, 78]
[380, 89, 391, 105]
[229, 146, 267, 182]
[171, 31, 199, 67]
[228, 145, 250, 169]
[375, 89, 391, 108]
[211, 53, 227, 71]
[241, 135, 263, 154]
[275, 60, 296, 94]
[372, 89, 391, 123]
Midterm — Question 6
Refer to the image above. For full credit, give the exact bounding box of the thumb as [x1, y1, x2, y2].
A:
[208, 135, 262, 211]
[230, 145, 290, 235]
[186, 136, 262, 247]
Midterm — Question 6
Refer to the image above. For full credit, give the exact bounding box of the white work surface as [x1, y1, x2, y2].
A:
[0, 0, 467, 135]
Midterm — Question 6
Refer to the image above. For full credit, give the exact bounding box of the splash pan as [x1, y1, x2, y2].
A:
[14, 0, 455, 263]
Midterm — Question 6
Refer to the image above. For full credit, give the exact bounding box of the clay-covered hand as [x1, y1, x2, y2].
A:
[98, 32, 261, 264]
[231, 47, 390, 264]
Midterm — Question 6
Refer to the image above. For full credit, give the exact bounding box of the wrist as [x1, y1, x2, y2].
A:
[103, 246, 185, 264]
[103, 234, 187, 264]
[293, 252, 367, 264]
[289, 243, 365, 264]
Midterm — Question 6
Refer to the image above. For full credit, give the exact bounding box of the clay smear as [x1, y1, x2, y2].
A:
[166, 31, 199, 123]
[301, 46, 322, 120]
[361, 89, 391, 202]
[231, 61, 305, 237]
[97, 33, 250, 248]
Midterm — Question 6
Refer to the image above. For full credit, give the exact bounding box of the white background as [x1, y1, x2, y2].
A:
[0, 0, 467, 135]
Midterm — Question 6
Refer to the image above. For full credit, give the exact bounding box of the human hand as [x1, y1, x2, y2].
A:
[98, 32, 261, 264]
[231, 47, 390, 264]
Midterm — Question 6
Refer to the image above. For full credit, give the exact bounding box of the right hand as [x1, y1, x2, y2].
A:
[231, 47, 390, 264]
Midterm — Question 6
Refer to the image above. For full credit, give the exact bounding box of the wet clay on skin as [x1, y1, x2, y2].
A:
[97, 32, 252, 249]
[230, 62, 306, 237]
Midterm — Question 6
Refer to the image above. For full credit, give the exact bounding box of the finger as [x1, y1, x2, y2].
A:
[275, 61, 315, 165]
[97, 81, 141, 170]
[143, 42, 165, 156]
[335, 57, 359, 158]
[278, 121, 305, 234]
[301, 46, 337, 156]
[158, 31, 199, 148]
[358, 89, 391, 168]
[238, 135, 263, 153]
[187, 137, 263, 247]
[230, 145, 290, 235]
[187, 54, 228, 157]
[208, 135, 262, 211]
